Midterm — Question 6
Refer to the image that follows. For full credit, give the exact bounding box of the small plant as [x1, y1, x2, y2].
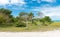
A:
[16, 22, 26, 27]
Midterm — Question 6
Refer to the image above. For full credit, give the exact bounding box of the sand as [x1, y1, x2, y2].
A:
[0, 30, 60, 37]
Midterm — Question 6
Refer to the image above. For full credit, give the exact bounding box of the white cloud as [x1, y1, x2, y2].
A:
[9, 0, 26, 6]
[41, 0, 56, 3]
[40, 6, 60, 16]
[32, 5, 60, 20]
[0, 0, 9, 5]
[10, 0, 25, 4]
[32, 0, 56, 3]
[40, 6, 60, 20]
[0, 0, 26, 6]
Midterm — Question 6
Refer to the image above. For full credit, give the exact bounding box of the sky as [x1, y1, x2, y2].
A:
[0, 0, 60, 20]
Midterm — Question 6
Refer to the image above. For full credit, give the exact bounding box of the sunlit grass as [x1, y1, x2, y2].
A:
[0, 22, 60, 32]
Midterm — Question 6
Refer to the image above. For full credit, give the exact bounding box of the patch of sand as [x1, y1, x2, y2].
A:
[0, 30, 60, 37]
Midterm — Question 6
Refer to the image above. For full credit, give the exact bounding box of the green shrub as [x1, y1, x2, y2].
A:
[16, 22, 26, 27]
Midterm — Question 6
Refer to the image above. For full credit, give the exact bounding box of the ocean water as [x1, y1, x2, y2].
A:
[53, 20, 60, 22]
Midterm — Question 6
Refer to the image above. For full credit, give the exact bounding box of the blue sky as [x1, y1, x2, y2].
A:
[0, 0, 60, 20]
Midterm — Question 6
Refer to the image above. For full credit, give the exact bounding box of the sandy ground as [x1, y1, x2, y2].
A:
[0, 30, 60, 37]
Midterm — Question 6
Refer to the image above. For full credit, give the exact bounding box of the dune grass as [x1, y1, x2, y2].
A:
[0, 22, 60, 32]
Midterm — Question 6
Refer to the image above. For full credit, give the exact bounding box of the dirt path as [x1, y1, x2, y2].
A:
[0, 30, 60, 37]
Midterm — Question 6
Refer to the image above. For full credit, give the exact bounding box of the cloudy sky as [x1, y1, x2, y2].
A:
[0, 0, 60, 20]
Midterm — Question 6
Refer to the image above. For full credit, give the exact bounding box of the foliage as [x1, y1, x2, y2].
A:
[0, 8, 52, 27]
[40, 16, 52, 26]
[0, 8, 13, 26]
[16, 22, 26, 27]
[0, 8, 12, 17]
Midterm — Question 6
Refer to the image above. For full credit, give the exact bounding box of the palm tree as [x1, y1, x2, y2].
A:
[28, 12, 34, 24]
[18, 12, 34, 27]
[19, 12, 28, 27]
[19, 12, 27, 17]
[19, 12, 28, 21]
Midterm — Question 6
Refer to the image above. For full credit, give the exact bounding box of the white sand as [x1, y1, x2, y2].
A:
[0, 30, 60, 37]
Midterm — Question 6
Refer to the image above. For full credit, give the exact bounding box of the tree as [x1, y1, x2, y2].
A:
[0, 8, 13, 26]
[0, 8, 12, 16]
[40, 16, 52, 26]
[28, 12, 34, 23]
[44, 16, 52, 24]
[0, 14, 6, 25]
[16, 12, 34, 27]
[19, 12, 28, 21]
[16, 12, 28, 27]
[19, 12, 27, 17]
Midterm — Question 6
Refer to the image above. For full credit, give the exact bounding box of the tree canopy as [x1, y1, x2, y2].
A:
[0, 8, 52, 27]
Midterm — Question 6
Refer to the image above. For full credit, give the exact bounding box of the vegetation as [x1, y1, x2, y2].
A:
[0, 8, 13, 26]
[0, 8, 59, 32]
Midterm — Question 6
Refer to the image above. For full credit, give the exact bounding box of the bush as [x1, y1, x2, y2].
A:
[39, 16, 52, 26]
[16, 22, 26, 27]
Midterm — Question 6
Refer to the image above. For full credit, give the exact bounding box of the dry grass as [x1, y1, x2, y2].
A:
[0, 22, 60, 32]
